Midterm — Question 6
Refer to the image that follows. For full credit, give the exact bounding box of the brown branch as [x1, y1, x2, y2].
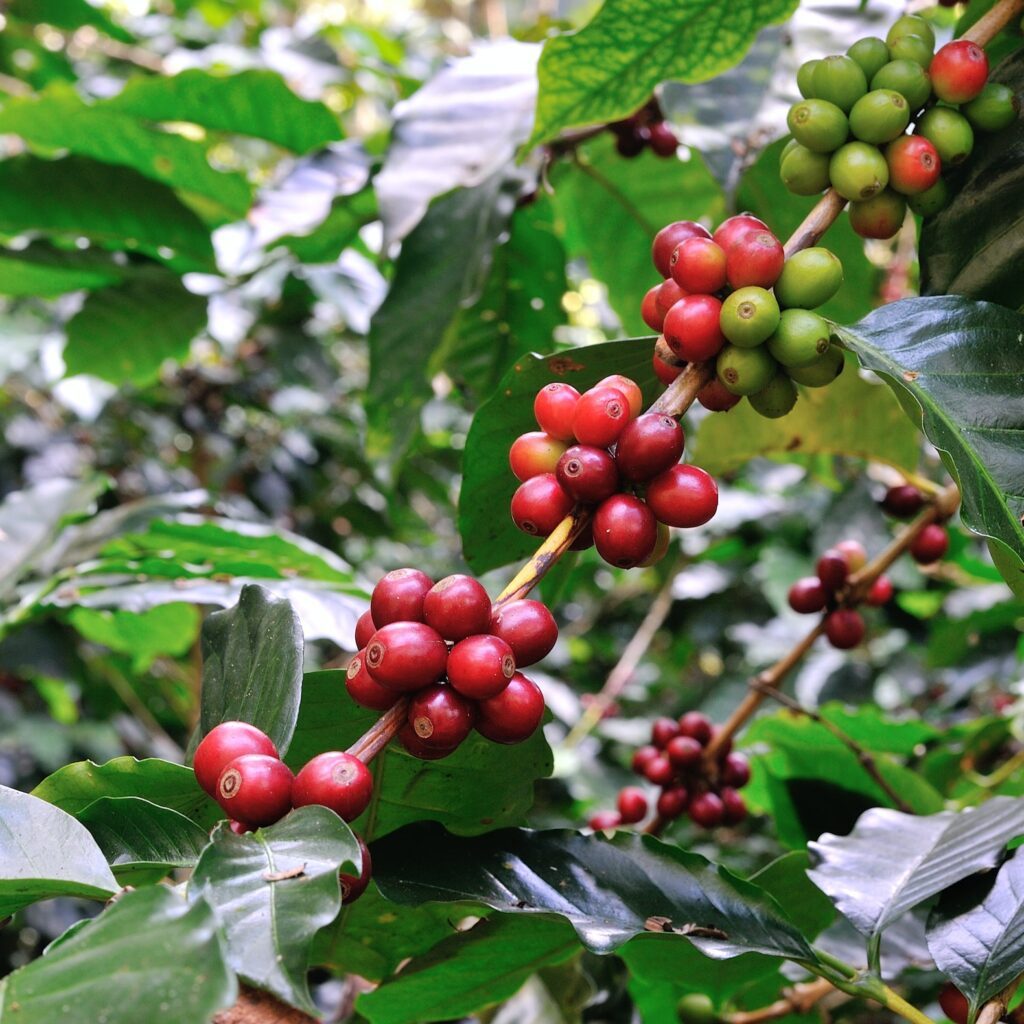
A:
[495, 508, 592, 606]
[784, 190, 848, 258]
[346, 698, 409, 764]
[963, 0, 1024, 45]
[976, 976, 1023, 1024]
[213, 985, 317, 1024]
[727, 978, 840, 1024]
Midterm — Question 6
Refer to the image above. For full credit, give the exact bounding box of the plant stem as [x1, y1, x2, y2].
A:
[727, 978, 839, 1024]
[804, 957, 938, 1024]
[976, 975, 1023, 1024]
[963, 0, 1024, 45]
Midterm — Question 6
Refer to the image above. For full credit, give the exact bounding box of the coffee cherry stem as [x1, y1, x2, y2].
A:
[726, 978, 839, 1024]
[346, 698, 411, 763]
[965, 0, 1024, 50]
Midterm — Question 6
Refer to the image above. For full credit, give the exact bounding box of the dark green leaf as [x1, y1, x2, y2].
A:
[0, 243, 127, 297]
[188, 807, 359, 1016]
[199, 584, 303, 757]
[8, 0, 133, 42]
[750, 852, 835, 940]
[0, 887, 236, 1024]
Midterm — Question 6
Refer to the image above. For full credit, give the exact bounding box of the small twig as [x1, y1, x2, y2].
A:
[727, 979, 840, 1024]
[976, 976, 1022, 1024]
[963, 0, 1024, 45]
[784, 190, 848, 258]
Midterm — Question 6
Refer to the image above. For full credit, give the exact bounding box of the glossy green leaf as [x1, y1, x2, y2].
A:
[68, 603, 200, 673]
[0, 785, 118, 917]
[188, 807, 359, 1016]
[0, 243, 127, 297]
[199, 584, 303, 756]
[528, 0, 798, 146]
[372, 823, 817, 961]
[834, 297, 1024, 596]
[0, 887, 236, 1024]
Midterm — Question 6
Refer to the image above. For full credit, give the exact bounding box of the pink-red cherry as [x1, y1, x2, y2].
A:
[370, 568, 433, 627]
[596, 374, 643, 418]
[398, 724, 458, 760]
[720, 787, 748, 825]
[663, 294, 727, 362]
[866, 575, 894, 606]
[408, 683, 476, 749]
[789, 576, 828, 614]
[475, 671, 546, 744]
[364, 621, 448, 691]
[886, 135, 941, 195]
[816, 550, 850, 591]
[194, 721, 278, 798]
[556, 445, 620, 504]
[509, 431, 568, 482]
[930, 40, 989, 104]
[447, 634, 516, 699]
[646, 464, 718, 528]
[657, 786, 690, 819]
[835, 539, 867, 572]
[615, 414, 685, 482]
[651, 716, 680, 748]
[653, 350, 685, 386]
[632, 744, 660, 774]
[292, 751, 373, 822]
[678, 711, 713, 745]
[882, 484, 924, 518]
[617, 786, 649, 824]
[490, 599, 558, 667]
[712, 213, 769, 252]
[593, 494, 658, 568]
[645, 756, 676, 786]
[346, 650, 400, 711]
[722, 752, 751, 788]
[642, 286, 665, 332]
[666, 735, 702, 768]
[670, 237, 728, 293]
[589, 810, 622, 831]
[656, 279, 688, 316]
[423, 574, 492, 641]
[652, 220, 712, 278]
[215, 754, 293, 827]
[572, 385, 632, 447]
[510, 473, 574, 537]
[725, 230, 785, 289]
[533, 382, 580, 441]
[698, 378, 741, 412]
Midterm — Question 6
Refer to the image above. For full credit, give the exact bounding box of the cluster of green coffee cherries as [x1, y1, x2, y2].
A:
[782, 13, 1019, 237]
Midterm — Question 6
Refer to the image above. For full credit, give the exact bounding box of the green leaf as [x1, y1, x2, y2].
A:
[0, 156, 215, 271]
[357, 915, 580, 1024]
[807, 797, 1024, 948]
[105, 69, 343, 153]
[750, 852, 836, 940]
[551, 134, 725, 333]
[287, 671, 552, 841]
[0, 785, 118, 917]
[0, 887, 236, 1024]
[372, 823, 817, 961]
[8, 0, 133, 42]
[68, 603, 200, 673]
[920, 48, 1024, 308]
[188, 807, 358, 1016]
[279, 186, 377, 264]
[63, 270, 208, 386]
[927, 850, 1024, 1018]
[32, 756, 222, 829]
[834, 297, 1024, 596]
[528, 0, 798, 146]
[458, 339, 658, 573]
[199, 584, 303, 757]
[0, 243, 127, 297]
[690, 351, 921, 476]
[78, 796, 210, 885]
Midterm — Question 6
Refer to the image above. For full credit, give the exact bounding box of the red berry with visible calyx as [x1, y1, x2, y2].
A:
[573, 386, 633, 447]
[726, 230, 785, 289]
[364, 621, 448, 691]
[666, 735, 703, 768]
[370, 568, 433, 626]
[648, 122, 679, 157]
[398, 724, 457, 760]
[663, 294, 726, 362]
[423, 574, 492, 641]
[292, 751, 373, 821]
[642, 286, 665, 332]
[593, 494, 658, 568]
[645, 756, 676, 786]
[632, 744, 660, 774]
[596, 375, 643, 418]
[678, 711, 713, 745]
[866, 576, 894, 606]
[216, 754, 293, 827]
[817, 550, 850, 591]
[447, 634, 516, 699]
[713, 213, 769, 253]
[509, 431, 568, 482]
[698, 378, 741, 413]
[930, 40, 989, 104]
[834, 539, 868, 573]
[618, 786, 649, 824]
[688, 791, 725, 828]
[939, 983, 970, 1024]
[657, 787, 689, 818]
[720, 787, 748, 825]
[340, 835, 372, 905]
[825, 608, 866, 649]
[653, 350, 684, 386]
[671, 237, 728, 293]
[556, 445, 620, 504]
[653, 221, 712, 278]
[346, 650, 400, 711]
[646, 464, 718, 528]
[511, 474, 574, 537]
[615, 414, 685, 482]
[722, 752, 751, 788]
[882, 483, 925, 518]
[489, 599, 558, 667]
[534, 383, 580, 441]
[194, 721, 278, 798]
[656, 279, 688, 316]
[886, 135, 941, 195]
[354, 610, 377, 650]
[651, 717, 680, 747]
[589, 810, 621, 831]
[476, 671, 545, 744]
[408, 683, 476, 749]
[911, 524, 949, 564]
[788, 576, 828, 614]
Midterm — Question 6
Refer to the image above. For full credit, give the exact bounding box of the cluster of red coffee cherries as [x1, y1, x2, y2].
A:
[608, 98, 679, 158]
[589, 712, 750, 832]
[347, 568, 553, 757]
[509, 377, 719, 568]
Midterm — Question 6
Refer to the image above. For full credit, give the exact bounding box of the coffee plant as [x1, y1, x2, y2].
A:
[0, 0, 1023, 1021]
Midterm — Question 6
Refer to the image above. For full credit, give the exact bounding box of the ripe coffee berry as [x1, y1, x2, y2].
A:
[593, 494, 658, 568]
[216, 754, 293, 827]
[666, 735, 702, 768]
[910, 524, 949, 565]
[656, 279, 688, 316]
[573, 385, 632, 447]
[475, 671, 545, 744]
[930, 40, 988, 104]
[653, 351, 684, 386]
[632, 744, 660, 774]
[663, 294, 726, 362]
[642, 286, 665, 332]
[697, 378, 741, 413]
[194, 721, 278, 797]
[556, 445, 619, 504]
[885, 135, 941, 196]
[398, 724, 457, 760]
[657, 787, 689, 819]
[670, 237, 727, 293]
[509, 431, 568, 482]
[688, 791, 725, 829]
[447, 634, 516, 699]
[712, 213, 768, 252]
[589, 810, 621, 831]
[652, 220, 711, 278]
[371, 568, 433, 627]
[340, 835, 372, 905]
[882, 483, 924, 517]
[645, 464, 718, 529]
[511, 474, 574, 536]
[938, 983, 970, 1024]
[364, 621, 448, 691]
[722, 753, 751, 788]
[346, 651, 400, 711]
[720, 787, 748, 825]
[616, 414, 685, 482]
[678, 711, 714, 745]
[489, 599, 558, 666]
[534, 383, 580, 441]
[617, 786, 649, 824]
[645, 756, 676, 786]
[725, 230, 785, 289]
[651, 716, 680, 748]
[354, 610, 377, 649]
[597, 374, 644, 418]
[423, 574, 492, 641]
[834, 539, 867, 572]
[825, 608, 866, 649]
[292, 751, 373, 821]
[788, 576, 828, 614]
[817, 550, 850, 591]
[647, 122, 679, 157]
[866, 575, 894, 606]
[408, 683, 475, 748]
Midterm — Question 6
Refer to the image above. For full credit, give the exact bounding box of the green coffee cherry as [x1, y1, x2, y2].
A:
[797, 59, 821, 99]
[780, 137, 801, 161]
[676, 993, 718, 1024]
[748, 372, 798, 418]
[780, 143, 832, 195]
[849, 89, 910, 144]
[907, 177, 950, 217]
[720, 287, 780, 347]
[829, 141, 890, 200]
[848, 189, 907, 239]
[847, 37, 891, 82]
[888, 34, 933, 69]
[767, 309, 831, 368]
[787, 344, 845, 387]
[963, 83, 1021, 133]
[870, 59, 932, 111]
[811, 55, 868, 113]
[773, 248, 843, 309]
[717, 344, 778, 396]
[917, 107, 974, 166]
[886, 14, 935, 51]
[787, 99, 849, 153]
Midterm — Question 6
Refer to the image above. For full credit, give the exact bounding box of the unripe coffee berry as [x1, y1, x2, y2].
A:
[364, 621, 448, 691]
[767, 309, 831, 368]
[371, 568, 433, 626]
[423, 574, 492, 641]
[509, 431, 569, 482]
[510, 474, 574, 537]
[787, 99, 849, 153]
[489, 599, 558, 667]
[787, 344, 844, 387]
[871, 59, 931, 111]
[720, 287, 780, 348]
[930, 40, 988, 104]
[910, 524, 949, 564]
[593, 494, 658, 568]
[663, 294, 727, 362]
[447, 634, 516, 699]
[825, 608, 866, 649]
[848, 89, 909, 144]
[408, 683, 475, 749]
[796, 60, 821, 99]
[888, 34, 933, 69]
[886, 14, 935, 51]
[194, 721, 278, 798]
[617, 786, 649, 824]
[917, 108, 974, 167]
[292, 751, 373, 821]
[646, 464, 718, 528]
[906, 179, 950, 219]
[475, 671, 546, 744]
[964, 83, 1020, 133]
[829, 142, 890, 201]
[780, 144, 832, 196]
[216, 754, 294, 828]
[652, 221, 711, 278]
[717, 344, 777, 396]
[533, 382, 580, 441]
[615, 413, 685, 482]
[847, 37, 891, 82]
[773, 248, 843, 310]
[748, 373, 798, 419]
[556, 445, 620, 503]
[849, 189, 907, 240]
[811, 55, 868, 112]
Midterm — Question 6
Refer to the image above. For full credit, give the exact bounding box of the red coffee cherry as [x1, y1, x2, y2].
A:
[666, 735, 703, 768]
[688, 791, 725, 828]
[475, 671, 546, 744]
[866, 575, 894, 606]
[596, 374, 643, 418]
[645, 464, 719, 528]
[593, 494, 658, 568]
[571, 521, 595, 551]
[615, 414, 685, 482]
[663, 294, 727, 362]
[510, 474, 574, 537]
[651, 716, 680, 748]
[408, 683, 476, 749]
[712, 213, 769, 253]
[340, 835, 372, 905]
[642, 286, 665, 332]
[346, 650, 400, 711]
[533, 382, 580, 441]
[573, 385, 633, 447]
[647, 122, 679, 157]
[292, 751, 373, 821]
[354, 610, 377, 650]
[788, 576, 828, 614]
[370, 568, 433, 627]
[645, 756, 676, 786]
[423, 574, 492, 641]
[930, 40, 989, 104]
[657, 786, 689, 819]
[720, 787, 748, 825]
[652, 220, 712, 278]
[835, 539, 868, 573]
[489, 599, 558, 666]
[939, 983, 970, 1024]
[816, 550, 850, 591]
[911, 523, 949, 564]
[229, 820, 253, 835]
[194, 721, 278, 797]
[398, 724, 458, 760]
[698, 378, 742, 412]
[725, 230, 785, 289]
[722, 752, 751, 788]
[653, 350, 684, 386]
[632, 744, 660, 774]
[364, 621, 448, 691]
[886, 135, 941, 195]
[216, 754, 293, 827]
[509, 431, 568, 482]
[655, 279, 688, 316]
[678, 711, 714, 745]
[556, 445, 620, 504]
[670, 237, 728, 293]
[825, 608, 866, 649]
[617, 786, 649, 824]
[882, 483, 924, 518]
[447, 634, 516, 699]
[589, 810, 622, 831]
